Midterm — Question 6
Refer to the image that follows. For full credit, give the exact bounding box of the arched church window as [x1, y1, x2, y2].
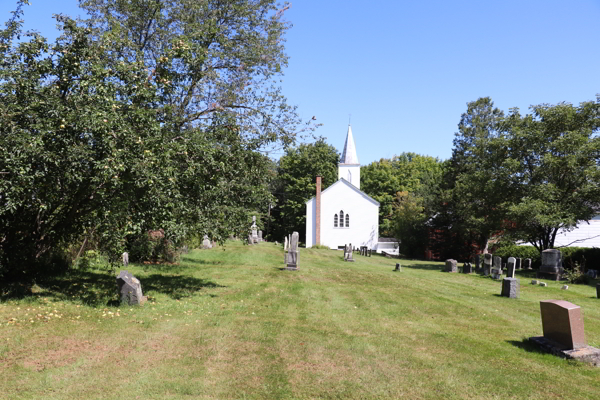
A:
[345, 213, 349, 228]
[334, 214, 338, 228]
[339, 210, 344, 228]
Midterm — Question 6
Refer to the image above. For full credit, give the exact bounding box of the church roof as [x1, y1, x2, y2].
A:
[305, 178, 380, 207]
[340, 125, 359, 165]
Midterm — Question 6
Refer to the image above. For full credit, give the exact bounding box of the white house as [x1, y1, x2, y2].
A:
[552, 215, 600, 248]
[305, 125, 379, 249]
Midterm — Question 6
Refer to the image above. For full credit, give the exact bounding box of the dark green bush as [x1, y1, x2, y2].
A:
[492, 244, 541, 268]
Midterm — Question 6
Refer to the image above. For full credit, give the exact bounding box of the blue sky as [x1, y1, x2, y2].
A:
[2, 0, 599, 165]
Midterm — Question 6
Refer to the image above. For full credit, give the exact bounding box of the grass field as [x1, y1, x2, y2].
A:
[1, 241, 600, 399]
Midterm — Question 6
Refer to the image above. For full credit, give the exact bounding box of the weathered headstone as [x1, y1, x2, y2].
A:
[506, 257, 516, 278]
[445, 259, 458, 273]
[344, 243, 355, 262]
[285, 232, 299, 270]
[597, 283, 600, 299]
[475, 254, 481, 273]
[251, 215, 259, 244]
[492, 256, 503, 280]
[394, 263, 401, 272]
[538, 249, 564, 281]
[202, 235, 212, 249]
[258, 230, 263, 243]
[483, 253, 492, 276]
[525, 258, 532, 270]
[501, 277, 519, 298]
[516, 258, 522, 270]
[248, 234, 254, 245]
[122, 252, 129, 267]
[531, 280, 539, 285]
[587, 270, 597, 279]
[539, 300, 586, 350]
[540, 282, 547, 287]
[463, 262, 472, 274]
[284, 236, 289, 264]
[116, 270, 146, 305]
[561, 285, 569, 290]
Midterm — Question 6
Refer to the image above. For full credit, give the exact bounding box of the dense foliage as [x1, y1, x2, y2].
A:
[0, 0, 305, 278]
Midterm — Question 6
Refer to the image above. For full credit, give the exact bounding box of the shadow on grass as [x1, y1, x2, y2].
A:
[400, 263, 444, 271]
[1, 269, 224, 306]
[507, 339, 547, 356]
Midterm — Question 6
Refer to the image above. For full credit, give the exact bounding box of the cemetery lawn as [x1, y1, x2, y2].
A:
[2, 242, 600, 400]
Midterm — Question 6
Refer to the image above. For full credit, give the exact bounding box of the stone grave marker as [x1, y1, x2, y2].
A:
[501, 277, 519, 298]
[492, 256, 503, 280]
[597, 283, 600, 299]
[463, 262, 472, 274]
[531, 280, 539, 285]
[475, 254, 481, 273]
[561, 285, 569, 290]
[516, 258, 522, 270]
[344, 244, 355, 262]
[285, 232, 299, 270]
[122, 252, 129, 267]
[483, 254, 492, 276]
[284, 236, 289, 264]
[116, 270, 146, 306]
[202, 235, 212, 249]
[394, 263, 401, 272]
[248, 234, 254, 245]
[540, 282, 547, 287]
[539, 300, 586, 349]
[445, 259, 458, 273]
[538, 249, 564, 281]
[506, 257, 516, 278]
[525, 258, 532, 270]
[587, 270, 597, 279]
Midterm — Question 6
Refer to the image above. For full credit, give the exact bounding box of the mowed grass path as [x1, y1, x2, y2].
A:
[2, 241, 600, 399]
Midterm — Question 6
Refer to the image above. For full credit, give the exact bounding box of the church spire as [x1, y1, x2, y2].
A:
[340, 125, 359, 165]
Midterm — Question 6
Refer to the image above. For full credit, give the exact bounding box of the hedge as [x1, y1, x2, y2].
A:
[491, 244, 600, 271]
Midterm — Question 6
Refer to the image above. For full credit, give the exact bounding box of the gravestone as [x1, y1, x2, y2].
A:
[202, 235, 212, 249]
[251, 216, 259, 244]
[539, 300, 586, 350]
[116, 270, 146, 305]
[483, 254, 492, 276]
[562, 285, 569, 290]
[540, 282, 547, 287]
[284, 236, 289, 264]
[525, 258, 532, 270]
[492, 256, 503, 280]
[516, 258, 522, 270]
[248, 234, 254, 245]
[344, 244, 355, 262]
[506, 257, 516, 278]
[285, 232, 299, 270]
[501, 277, 519, 298]
[597, 283, 600, 299]
[537, 249, 564, 281]
[258, 231, 263, 243]
[475, 254, 481, 273]
[587, 270, 597, 279]
[394, 263, 401, 272]
[463, 262, 472, 274]
[531, 280, 539, 285]
[530, 300, 600, 366]
[122, 252, 129, 267]
[445, 259, 458, 273]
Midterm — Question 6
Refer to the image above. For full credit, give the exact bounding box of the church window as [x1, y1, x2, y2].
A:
[339, 210, 344, 228]
[334, 214, 338, 227]
[345, 213, 349, 227]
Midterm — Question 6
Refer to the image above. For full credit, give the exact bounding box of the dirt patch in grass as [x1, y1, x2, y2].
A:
[18, 337, 112, 372]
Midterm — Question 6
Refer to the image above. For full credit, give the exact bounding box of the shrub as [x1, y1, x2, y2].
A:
[563, 262, 590, 284]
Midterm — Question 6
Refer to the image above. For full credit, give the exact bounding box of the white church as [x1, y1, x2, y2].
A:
[305, 125, 379, 249]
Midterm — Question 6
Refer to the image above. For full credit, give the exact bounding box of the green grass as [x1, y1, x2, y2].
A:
[1, 241, 600, 399]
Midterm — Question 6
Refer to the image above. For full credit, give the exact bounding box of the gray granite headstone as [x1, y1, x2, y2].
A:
[122, 252, 129, 267]
[525, 258, 532, 270]
[507, 257, 516, 278]
[116, 270, 146, 305]
[501, 277, 519, 298]
[285, 232, 299, 270]
[463, 262, 472, 274]
[445, 259, 457, 273]
[492, 256, 503, 280]
[344, 243, 354, 262]
[516, 258, 522, 270]
[586, 270, 597, 279]
[597, 283, 600, 299]
[483, 253, 492, 276]
[475, 254, 481, 273]
[202, 235, 212, 249]
[248, 234, 253, 245]
[538, 249, 564, 281]
[284, 236, 289, 264]
[258, 230, 263, 243]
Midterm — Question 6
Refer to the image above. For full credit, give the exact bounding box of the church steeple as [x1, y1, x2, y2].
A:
[340, 125, 359, 165]
[338, 124, 361, 189]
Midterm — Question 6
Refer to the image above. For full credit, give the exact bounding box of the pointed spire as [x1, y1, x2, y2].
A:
[340, 125, 359, 165]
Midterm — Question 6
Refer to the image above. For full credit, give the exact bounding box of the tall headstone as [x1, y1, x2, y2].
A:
[202, 235, 212, 249]
[525, 258, 532, 270]
[445, 259, 457, 273]
[122, 252, 129, 267]
[116, 270, 146, 305]
[284, 236, 289, 264]
[538, 249, 564, 281]
[483, 254, 492, 276]
[597, 283, 600, 299]
[516, 258, 522, 270]
[492, 256, 503, 280]
[506, 257, 516, 278]
[285, 232, 299, 270]
[539, 300, 586, 350]
[501, 277, 519, 298]
[344, 243, 354, 262]
[475, 254, 481, 273]
[251, 215, 259, 244]
[248, 234, 253, 245]
[258, 230, 263, 243]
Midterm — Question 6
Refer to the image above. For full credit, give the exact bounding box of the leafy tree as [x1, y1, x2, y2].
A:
[361, 153, 442, 237]
[502, 99, 600, 250]
[270, 138, 338, 242]
[391, 191, 428, 258]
